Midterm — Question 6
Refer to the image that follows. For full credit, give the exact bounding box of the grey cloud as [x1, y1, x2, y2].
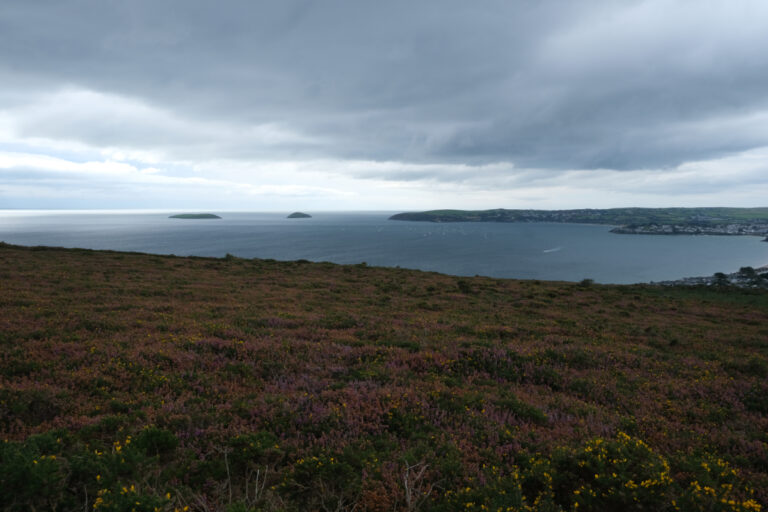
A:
[1, 0, 768, 175]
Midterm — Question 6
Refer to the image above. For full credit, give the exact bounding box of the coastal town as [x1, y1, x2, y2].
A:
[611, 223, 768, 236]
[655, 265, 768, 288]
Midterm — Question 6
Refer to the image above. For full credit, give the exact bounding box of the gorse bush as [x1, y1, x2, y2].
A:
[0, 429, 180, 512]
[91, 485, 170, 512]
[0, 436, 66, 511]
[133, 425, 179, 456]
[1, 429, 762, 511]
[548, 432, 673, 510]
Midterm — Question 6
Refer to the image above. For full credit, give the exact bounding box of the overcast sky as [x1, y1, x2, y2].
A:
[1, 1, 768, 211]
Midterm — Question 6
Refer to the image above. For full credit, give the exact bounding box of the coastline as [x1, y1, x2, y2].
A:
[389, 207, 768, 238]
[653, 266, 768, 289]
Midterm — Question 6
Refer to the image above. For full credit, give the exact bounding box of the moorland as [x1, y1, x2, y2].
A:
[1, 242, 767, 511]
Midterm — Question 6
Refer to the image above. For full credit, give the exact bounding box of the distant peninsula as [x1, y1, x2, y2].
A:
[287, 212, 311, 218]
[390, 207, 768, 236]
[169, 213, 221, 219]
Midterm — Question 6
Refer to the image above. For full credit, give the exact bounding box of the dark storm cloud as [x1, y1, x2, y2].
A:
[1, 0, 768, 175]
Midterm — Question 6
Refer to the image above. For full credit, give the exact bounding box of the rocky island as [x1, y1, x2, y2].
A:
[390, 207, 768, 236]
[287, 211, 312, 218]
[169, 213, 221, 219]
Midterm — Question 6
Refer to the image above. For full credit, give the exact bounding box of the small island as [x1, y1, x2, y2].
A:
[169, 213, 221, 219]
[287, 212, 312, 218]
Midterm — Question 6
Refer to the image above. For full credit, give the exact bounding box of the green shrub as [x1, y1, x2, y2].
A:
[0, 388, 61, 427]
[0, 436, 67, 511]
[282, 454, 362, 511]
[440, 471, 529, 511]
[549, 432, 673, 510]
[457, 279, 474, 294]
[743, 384, 768, 414]
[133, 426, 178, 456]
[227, 431, 281, 470]
[494, 395, 548, 425]
[674, 455, 762, 512]
[320, 312, 358, 329]
[92, 485, 170, 511]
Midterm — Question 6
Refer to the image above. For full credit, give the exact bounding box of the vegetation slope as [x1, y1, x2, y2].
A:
[1, 242, 767, 511]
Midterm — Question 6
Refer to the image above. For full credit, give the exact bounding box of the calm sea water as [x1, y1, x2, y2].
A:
[1, 210, 767, 284]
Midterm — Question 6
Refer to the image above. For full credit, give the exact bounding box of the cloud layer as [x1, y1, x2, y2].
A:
[1, 0, 767, 209]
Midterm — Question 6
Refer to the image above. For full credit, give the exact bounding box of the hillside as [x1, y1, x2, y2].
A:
[390, 208, 768, 236]
[1, 242, 767, 511]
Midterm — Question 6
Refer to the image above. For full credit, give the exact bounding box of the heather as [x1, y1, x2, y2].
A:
[1, 243, 766, 511]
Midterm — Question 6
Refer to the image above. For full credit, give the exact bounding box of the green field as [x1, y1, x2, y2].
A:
[1, 242, 767, 511]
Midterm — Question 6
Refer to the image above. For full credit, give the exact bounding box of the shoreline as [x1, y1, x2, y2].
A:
[654, 266, 768, 289]
[3, 240, 766, 289]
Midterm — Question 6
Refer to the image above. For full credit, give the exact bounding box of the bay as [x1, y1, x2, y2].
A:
[1, 210, 766, 284]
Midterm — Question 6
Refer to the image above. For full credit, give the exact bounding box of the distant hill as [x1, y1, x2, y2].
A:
[390, 207, 768, 235]
[287, 212, 312, 218]
[169, 213, 221, 219]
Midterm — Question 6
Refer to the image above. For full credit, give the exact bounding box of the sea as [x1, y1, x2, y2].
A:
[1, 210, 767, 284]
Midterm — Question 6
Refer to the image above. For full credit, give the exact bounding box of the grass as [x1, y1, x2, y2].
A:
[0, 242, 767, 511]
